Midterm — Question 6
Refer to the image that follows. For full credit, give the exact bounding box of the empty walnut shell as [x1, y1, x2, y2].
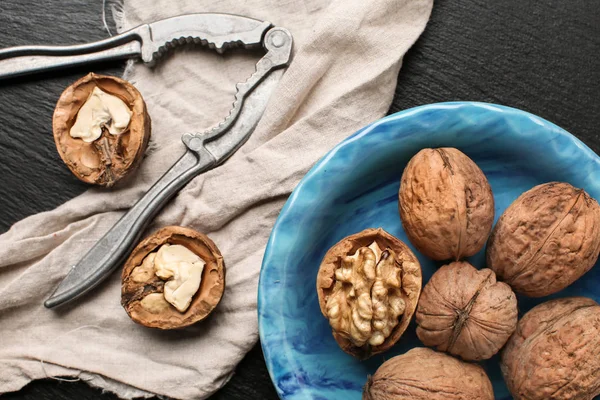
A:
[502, 297, 600, 400]
[416, 261, 517, 361]
[399, 147, 494, 261]
[363, 347, 494, 400]
[53, 72, 151, 187]
[487, 182, 600, 297]
[121, 226, 225, 329]
[316, 228, 422, 359]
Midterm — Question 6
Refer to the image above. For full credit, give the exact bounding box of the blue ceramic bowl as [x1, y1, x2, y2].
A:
[258, 102, 600, 400]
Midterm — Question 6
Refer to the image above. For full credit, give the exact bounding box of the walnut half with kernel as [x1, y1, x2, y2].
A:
[363, 347, 494, 400]
[121, 226, 225, 329]
[53, 73, 151, 187]
[316, 228, 422, 359]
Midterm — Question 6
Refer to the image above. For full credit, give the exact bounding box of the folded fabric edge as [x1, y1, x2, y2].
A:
[1, 359, 154, 399]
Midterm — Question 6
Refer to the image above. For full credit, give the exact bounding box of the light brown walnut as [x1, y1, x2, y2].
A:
[121, 226, 224, 329]
[416, 261, 517, 361]
[502, 297, 600, 400]
[487, 182, 600, 297]
[363, 347, 494, 400]
[399, 148, 494, 261]
[53, 73, 151, 187]
[317, 228, 421, 359]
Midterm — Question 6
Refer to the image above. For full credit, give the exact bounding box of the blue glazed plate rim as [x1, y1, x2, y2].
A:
[257, 101, 599, 399]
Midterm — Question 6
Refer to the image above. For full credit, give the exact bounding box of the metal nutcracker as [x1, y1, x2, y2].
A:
[0, 13, 293, 308]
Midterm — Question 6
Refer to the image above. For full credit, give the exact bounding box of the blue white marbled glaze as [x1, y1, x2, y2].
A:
[258, 102, 600, 400]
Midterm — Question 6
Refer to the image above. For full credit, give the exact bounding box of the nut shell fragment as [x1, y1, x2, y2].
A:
[487, 182, 600, 297]
[316, 228, 422, 359]
[416, 261, 517, 360]
[502, 297, 600, 400]
[363, 347, 494, 400]
[399, 148, 494, 261]
[53, 73, 151, 187]
[121, 226, 225, 329]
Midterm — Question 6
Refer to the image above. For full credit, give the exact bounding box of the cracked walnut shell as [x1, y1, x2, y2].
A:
[53, 73, 151, 187]
[121, 226, 225, 329]
[502, 297, 600, 400]
[316, 228, 422, 359]
[487, 182, 600, 297]
[416, 261, 517, 361]
[363, 347, 494, 400]
[399, 148, 494, 261]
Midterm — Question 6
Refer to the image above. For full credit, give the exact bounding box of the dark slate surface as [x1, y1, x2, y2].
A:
[1, 0, 599, 399]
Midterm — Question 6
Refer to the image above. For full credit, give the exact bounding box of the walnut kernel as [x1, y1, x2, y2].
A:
[121, 226, 224, 329]
[53, 73, 151, 187]
[317, 228, 422, 359]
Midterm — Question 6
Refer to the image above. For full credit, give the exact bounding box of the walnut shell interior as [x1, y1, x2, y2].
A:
[316, 228, 422, 359]
[416, 261, 517, 361]
[53, 72, 151, 187]
[121, 226, 225, 329]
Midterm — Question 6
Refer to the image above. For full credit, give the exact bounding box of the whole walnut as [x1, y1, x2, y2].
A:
[316, 228, 422, 359]
[363, 347, 494, 400]
[399, 148, 494, 261]
[487, 182, 600, 297]
[502, 297, 600, 400]
[416, 261, 517, 361]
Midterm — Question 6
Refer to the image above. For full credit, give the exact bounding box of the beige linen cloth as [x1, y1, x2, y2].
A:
[0, 0, 432, 398]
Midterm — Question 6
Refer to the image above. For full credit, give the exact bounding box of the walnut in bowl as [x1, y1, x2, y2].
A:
[121, 226, 225, 329]
[416, 261, 517, 361]
[316, 228, 422, 359]
[363, 347, 494, 400]
[487, 182, 600, 297]
[399, 147, 494, 261]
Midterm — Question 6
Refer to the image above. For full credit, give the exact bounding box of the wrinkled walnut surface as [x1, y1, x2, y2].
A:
[502, 297, 600, 400]
[53, 72, 151, 187]
[121, 226, 225, 329]
[487, 182, 600, 297]
[416, 261, 517, 360]
[317, 228, 422, 359]
[326, 241, 406, 348]
[363, 347, 494, 400]
[399, 147, 494, 261]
